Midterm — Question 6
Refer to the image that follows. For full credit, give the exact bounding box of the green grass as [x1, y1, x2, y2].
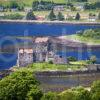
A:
[13, 62, 86, 72]
[65, 35, 100, 45]
[0, 0, 99, 7]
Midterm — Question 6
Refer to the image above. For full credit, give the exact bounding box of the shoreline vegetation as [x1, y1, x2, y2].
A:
[0, 20, 100, 25]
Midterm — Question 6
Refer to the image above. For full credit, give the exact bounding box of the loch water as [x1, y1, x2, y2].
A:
[0, 22, 100, 70]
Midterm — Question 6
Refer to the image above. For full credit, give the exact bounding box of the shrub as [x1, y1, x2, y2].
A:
[59, 90, 77, 100]
[48, 60, 53, 64]
[67, 56, 77, 62]
[57, 12, 65, 21]
[91, 80, 100, 100]
[75, 13, 80, 20]
[26, 11, 36, 20]
[0, 70, 41, 100]
[72, 87, 91, 100]
[48, 10, 56, 21]
[41, 92, 59, 100]
[27, 86, 43, 100]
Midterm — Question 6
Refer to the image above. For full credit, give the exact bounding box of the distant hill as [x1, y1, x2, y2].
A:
[0, 0, 99, 6]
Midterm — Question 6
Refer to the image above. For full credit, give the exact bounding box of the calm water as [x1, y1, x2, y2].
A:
[0, 22, 100, 70]
[0, 50, 100, 70]
[0, 22, 100, 36]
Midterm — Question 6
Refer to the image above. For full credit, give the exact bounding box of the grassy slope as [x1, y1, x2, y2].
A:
[0, 0, 99, 6]
[66, 35, 100, 45]
[13, 62, 86, 71]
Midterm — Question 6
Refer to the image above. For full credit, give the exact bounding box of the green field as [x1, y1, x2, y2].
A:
[13, 62, 87, 72]
[0, 0, 99, 6]
[66, 35, 100, 45]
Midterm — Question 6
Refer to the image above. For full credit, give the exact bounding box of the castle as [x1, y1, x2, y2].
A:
[17, 37, 68, 67]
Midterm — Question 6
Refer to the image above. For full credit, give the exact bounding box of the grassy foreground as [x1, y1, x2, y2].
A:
[12, 61, 87, 72]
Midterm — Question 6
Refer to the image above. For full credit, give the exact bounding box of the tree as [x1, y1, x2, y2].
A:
[59, 90, 76, 100]
[9, 1, 19, 9]
[48, 9, 56, 21]
[72, 87, 91, 100]
[90, 55, 97, 64]
[98, 12, 100, 20]
[26, 11, 36, 20]
[75, 12, 80, 20]
[0, 70, 41, 100]
[91, 80, 100, 100]
[32, 1, 39, 11]
[27, 86, 43, 100]
[57, 12, 65, 21]
[41, 92, 59, 100]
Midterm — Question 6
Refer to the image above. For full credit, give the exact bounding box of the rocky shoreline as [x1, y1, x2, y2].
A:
[0, 20, 100, 25]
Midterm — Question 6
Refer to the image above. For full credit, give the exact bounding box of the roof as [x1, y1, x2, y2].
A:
[35, 37, 49, 43]
[19, 48, 33, 53]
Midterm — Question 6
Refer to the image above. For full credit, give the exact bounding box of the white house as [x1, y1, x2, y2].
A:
[88, 15, 97, 22]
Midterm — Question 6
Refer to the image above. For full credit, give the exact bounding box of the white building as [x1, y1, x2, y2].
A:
[88, 16, 97, 22]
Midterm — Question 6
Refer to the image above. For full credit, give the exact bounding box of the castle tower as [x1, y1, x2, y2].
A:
[17, 48, 33, 67]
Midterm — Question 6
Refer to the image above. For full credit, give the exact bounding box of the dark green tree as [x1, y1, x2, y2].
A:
[26, 11, 36, 20]
[32, 0, 39, 11]
[57, 12, 65, 21]
[48, 9, 56, 21]
[9, 1, 19, 9]
[75, 12, 80, 20]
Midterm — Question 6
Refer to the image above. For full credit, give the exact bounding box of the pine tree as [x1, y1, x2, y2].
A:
[57, 12, 65, 21]
[26, 11, 36, 20]
[75, 12, 80, 20]
[48, 9, 56, 21]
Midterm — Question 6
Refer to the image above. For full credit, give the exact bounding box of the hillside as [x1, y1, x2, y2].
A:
[0, 0, 99, 6]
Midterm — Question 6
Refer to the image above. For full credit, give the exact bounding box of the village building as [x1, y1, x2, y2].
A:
[88, 15, 97, 22]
